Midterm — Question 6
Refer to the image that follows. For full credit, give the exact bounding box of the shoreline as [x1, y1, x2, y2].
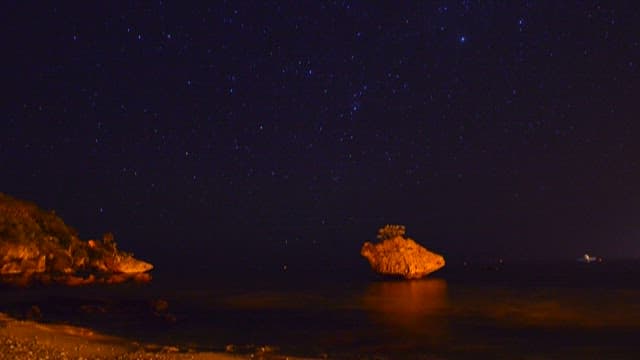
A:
[0, 312, 252, 360]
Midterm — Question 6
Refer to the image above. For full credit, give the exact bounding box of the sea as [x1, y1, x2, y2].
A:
[3, 260, 640, 359]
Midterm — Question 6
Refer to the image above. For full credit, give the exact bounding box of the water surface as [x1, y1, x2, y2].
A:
[3, 261, 640, 358]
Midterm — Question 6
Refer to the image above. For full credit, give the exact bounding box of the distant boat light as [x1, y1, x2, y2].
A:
[578, 253, 602, 263]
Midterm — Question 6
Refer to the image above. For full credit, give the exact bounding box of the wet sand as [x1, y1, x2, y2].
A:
[0, 312, 252, 360]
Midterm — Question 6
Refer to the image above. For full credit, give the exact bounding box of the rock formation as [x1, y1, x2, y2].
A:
[0, 193, 153, 286]
[361, 225, 445, 279]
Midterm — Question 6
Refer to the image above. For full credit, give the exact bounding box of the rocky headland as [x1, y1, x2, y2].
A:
[0, 193, 153, 286]
[361, 225, 445, 279]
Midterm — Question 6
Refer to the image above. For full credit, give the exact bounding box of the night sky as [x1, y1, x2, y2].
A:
[3, 2, 640, 271]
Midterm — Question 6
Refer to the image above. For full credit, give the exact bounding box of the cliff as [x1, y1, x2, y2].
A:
[361, 235, 445, 279]
[0, 193, 152, 286]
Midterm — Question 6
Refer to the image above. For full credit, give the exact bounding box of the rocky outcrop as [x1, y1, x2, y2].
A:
[0, 193, 153, 286]
[361, 236, 445, 279]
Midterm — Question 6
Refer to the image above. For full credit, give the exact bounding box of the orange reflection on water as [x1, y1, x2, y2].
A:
[363, 279, 450, 347]
[479, 289, 640, 328]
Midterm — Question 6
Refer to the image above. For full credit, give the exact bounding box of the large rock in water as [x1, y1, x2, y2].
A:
[0, 193, 153, 286]
[361, 237, 445, 279]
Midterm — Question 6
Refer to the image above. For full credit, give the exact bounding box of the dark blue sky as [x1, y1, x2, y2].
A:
[3, 2, 640, 269]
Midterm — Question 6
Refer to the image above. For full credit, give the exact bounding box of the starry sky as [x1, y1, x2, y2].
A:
[3, 2, 640, 270]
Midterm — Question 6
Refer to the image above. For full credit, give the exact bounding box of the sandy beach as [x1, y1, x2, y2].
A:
[0, 312, 261, 360]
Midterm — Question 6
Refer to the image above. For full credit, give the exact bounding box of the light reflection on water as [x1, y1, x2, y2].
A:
[4, 267, 640, 357]
[454, 287, 640, 328]
[363, 279, 449, 322]
[354, 279, 640, 356]
[355, 279, 640, 356]
[362, 279, 449, 341]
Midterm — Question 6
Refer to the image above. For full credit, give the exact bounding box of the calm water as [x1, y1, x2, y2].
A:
[3, 261, 640, 358]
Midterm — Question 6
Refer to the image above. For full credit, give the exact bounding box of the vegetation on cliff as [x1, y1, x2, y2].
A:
[0, 193, 152, 285]
[376, 224, 407, 241]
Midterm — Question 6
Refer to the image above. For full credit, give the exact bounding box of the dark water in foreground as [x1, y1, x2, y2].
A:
[3, 261, 640, 358]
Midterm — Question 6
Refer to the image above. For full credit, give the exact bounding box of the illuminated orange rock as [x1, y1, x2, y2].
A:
[0, 193, 153, 286]
[361, 237, 445, 279]
[110, 255, 154, 274]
